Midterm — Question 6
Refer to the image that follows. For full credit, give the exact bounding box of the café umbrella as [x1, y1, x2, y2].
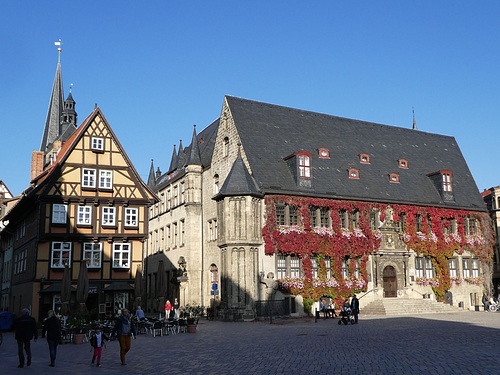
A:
[76, 260, 89, 313]
[60, 264, 72, 316]
[156, 260, 167, 316]
[134, 265, 144, 310]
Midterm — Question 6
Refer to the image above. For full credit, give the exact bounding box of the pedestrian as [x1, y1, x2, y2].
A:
[165, 300, 173, 320]
[41, 310, 62, 367]
[135, 305, 146, 321]
[14, 308, 38, 368]
[90, 326, 109, 367]
[173, 298, 180, 320]
[351, 295, 360, 324]
[111, 308, 136, 366]
[482, 291, 490, 312]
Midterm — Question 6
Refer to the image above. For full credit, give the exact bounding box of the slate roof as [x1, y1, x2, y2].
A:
[225, 96, 485, 211]
[40, 60, 64, 153]
[216, 154, 262, 199]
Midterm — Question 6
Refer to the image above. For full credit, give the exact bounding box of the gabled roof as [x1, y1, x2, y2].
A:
[225, 96, 485, 211]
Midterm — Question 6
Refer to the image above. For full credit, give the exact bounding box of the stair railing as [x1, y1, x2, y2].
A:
[358, 288, 380, 300]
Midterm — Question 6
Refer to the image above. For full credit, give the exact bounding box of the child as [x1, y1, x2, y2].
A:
[90, 327, 109, 367]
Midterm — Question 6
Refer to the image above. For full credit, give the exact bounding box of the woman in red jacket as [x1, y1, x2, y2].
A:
[164, 300, 173, 319]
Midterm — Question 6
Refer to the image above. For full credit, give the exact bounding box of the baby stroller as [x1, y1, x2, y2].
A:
[338, 306, 355, 325]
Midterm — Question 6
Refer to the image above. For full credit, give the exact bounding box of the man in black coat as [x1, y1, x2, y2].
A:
[14, 308, 38, 368]
[351, 295, 360, 324]
[41, 310, 62, 367]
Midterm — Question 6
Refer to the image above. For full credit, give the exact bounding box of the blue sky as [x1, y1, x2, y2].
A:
[1, 1, 498, 197]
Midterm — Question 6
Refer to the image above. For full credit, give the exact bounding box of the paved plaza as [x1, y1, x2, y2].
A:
[1, 311, 499, 374]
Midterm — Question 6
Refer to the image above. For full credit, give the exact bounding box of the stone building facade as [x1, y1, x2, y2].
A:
[147, 96, 492, 319]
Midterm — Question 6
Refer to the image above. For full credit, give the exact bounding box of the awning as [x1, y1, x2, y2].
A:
[39, 282, 76, 294]
[103, 281, 134, 291]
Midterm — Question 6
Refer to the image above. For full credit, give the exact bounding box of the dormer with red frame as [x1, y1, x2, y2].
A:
[398, 159, 408, 169]
[389, 173, 400, 183]
[284, 150, 313, 189]
[348, 168, 360, 179]
[360, 153, 370, 164]
[318, 147, 330, 159]
[427, 170, 455, 203]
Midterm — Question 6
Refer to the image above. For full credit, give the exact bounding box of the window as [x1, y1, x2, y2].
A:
[167, 189, 171, 210]
[448, 258, 457, 278]
[290, 256, 300, 277]
[223, 137, 229, 157]
[181, 182, 185, 204]
[342, 258, 349, 279]
[320, 207, 330, 227]
[471, 259, 479, 277]
[52, 204, 67, 224]
[312, 258, 318, 278]
[210, 264, 218, 283]
[415, 257, 434, 278]
[370, 210, 378, 230]
[77, 206, 92, 225]
[318, 148, 330, 159]
[466, 218, 478, 235]
[351, 210, 359, 229]
[160, 193, 165, 212]
[214, 175, 220, 194]
[125, 208, 138, 227]
[298, 155, 311, 178]
[91, 137, 104, 151]
[84, 243, 102, 268]
[416, 214, 423, 232]
[310, 207, 318, 227]
[442, 172, 452, 192]
[399, 159, 408, 169]
[99, 170, 113, 189]
[82, 168, 96, 188]
[174, 185, 179, 206]
[324, 258, 332, 278]
[102, 207, 116, 226]
[276, 204, 285, 225]
[51, 242, 71, 268]
[112, 243, 130, 268]
[463, 258, 472, 278]
[14, 250, 27, 274]
[340, 210, 348, 229]
[180, 219, 185, 246]
[173, 222, 178, 247]
[166, 225, 171, 250]
[348, 168, 359, 179]
[277, 255, 287, 279]
[209, 219, 218, 241]
[360, 153, 370, 164]
[288, 205, 299, 226]
[389, 173, 400, 183]
[353, 259, 361, 278]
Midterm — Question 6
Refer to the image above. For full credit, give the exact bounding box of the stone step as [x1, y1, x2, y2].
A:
[361, 298, 461, 315]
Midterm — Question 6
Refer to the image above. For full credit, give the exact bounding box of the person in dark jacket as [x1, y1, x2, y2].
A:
[351, 295, 360, 324]
[41, 310, 62, 367]
[111, 308, 136, 365]
[14, 308, 38, 368]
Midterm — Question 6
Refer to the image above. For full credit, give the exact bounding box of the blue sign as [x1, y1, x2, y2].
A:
[212, 283, 218, 290]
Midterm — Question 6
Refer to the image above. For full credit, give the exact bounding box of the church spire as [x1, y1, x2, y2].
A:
[186, 125, 202, 166]
[40, 41, 64, 154]
[412, 107, 417, 130]
[147, 159, 156, 188]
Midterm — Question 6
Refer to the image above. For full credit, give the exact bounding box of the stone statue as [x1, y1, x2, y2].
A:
[259, 272, 278, 297]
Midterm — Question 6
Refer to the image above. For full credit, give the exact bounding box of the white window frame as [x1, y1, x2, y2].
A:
[52, 204, 68, 224]
[82, 168, 96, 188]
[448, 258, 458, 278]
[51, 242, 72, 268]
[84, 242, 102, 268]
[298, 155, 311, 178]
[181, 182, 185, 204]
[91, 137, 104, 151]
[112, 243, 131, 269]
[77, 206, 92, 225]
[125, 208, 138, 227]
[102, 207, 116, 226]
[99, 170, 113, 189]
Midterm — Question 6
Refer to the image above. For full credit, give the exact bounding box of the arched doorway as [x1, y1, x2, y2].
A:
[383, 266, 397, 297]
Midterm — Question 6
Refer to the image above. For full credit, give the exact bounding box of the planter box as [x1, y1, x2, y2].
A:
[187, 324, 197, 333]
[73, 333, 85, 344]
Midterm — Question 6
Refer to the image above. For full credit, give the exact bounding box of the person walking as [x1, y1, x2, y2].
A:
[173, 298, 180, 320]
[41, 310, 62, 367]
[90, 326, 109, 367]
[482, 291, 490, 312]
[14, 308, 38, 368]
[111, 308, 136, 366]
[165, 300, 173, 320]
[351, 295, 360, 324]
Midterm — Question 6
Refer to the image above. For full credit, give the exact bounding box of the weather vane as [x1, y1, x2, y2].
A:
[55, 39, 62, 61]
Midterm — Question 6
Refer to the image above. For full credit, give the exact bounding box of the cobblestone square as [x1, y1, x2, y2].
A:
[1, 311, 499, 374]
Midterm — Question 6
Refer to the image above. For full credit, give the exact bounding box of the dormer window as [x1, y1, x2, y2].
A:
[298, 154, 311, 178]
[318, 148, 330, 159]
[389, 173, 400, 183]
[349, 168, 359, 179]
[360, 153, 370, 164]
[442, 171, 452, 192]
[399, 159, 408, 169]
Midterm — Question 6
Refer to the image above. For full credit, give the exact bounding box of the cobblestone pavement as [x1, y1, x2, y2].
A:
[1, 311, 499, 375]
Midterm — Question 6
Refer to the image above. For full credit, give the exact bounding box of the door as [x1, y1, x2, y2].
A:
[383, 266, 397, 297]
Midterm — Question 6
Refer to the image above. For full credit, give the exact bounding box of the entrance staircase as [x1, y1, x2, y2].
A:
[361, 298, 461, 315]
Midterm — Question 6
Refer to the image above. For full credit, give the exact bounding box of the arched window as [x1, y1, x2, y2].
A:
[210, 264, 218, 284]
[223, 137, 229, 157]
[214, 174, 219, 194]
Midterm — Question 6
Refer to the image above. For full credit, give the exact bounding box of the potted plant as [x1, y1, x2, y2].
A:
[180, 304, 205, 333]
[67, 313, 88, 344]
